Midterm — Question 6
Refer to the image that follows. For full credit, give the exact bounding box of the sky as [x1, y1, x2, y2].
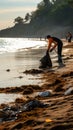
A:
[0, 0, 44, 30]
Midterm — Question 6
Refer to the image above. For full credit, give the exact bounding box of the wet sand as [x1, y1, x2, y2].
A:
[0, 40, 73, 129]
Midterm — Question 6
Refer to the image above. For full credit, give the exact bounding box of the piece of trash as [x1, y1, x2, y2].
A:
[21, 99, 48, 111]
[6, 69, 10, 72]
[38, 90, 53, 97]
[64, 87, 73, 95]
[39, 51, 52, 69]
[45, 119, 53, 123]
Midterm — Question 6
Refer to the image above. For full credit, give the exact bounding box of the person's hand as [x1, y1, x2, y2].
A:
[50, 48, 53, 52]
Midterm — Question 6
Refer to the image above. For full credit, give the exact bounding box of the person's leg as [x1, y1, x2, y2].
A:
[69, 38, 71, 42]
[68, 37, 72, 43]
[57, 43, 63, 64]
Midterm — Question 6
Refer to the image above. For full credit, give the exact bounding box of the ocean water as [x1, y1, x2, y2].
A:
[0, 38, 48, 103]
[0, 38, 46, 54]
[0, 38, 58, 104]
[0, 38, 48, 88]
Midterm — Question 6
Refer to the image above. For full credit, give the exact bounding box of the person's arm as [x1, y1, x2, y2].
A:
[52, 41, 57, 49]
[47, 38, 53, 51]
[50, 41, 57, 52]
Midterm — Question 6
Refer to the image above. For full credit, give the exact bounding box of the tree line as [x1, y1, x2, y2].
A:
[14, 0, 73, 26]
[0, 0, 73, 38]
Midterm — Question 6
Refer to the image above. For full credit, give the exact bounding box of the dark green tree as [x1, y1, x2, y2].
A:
[24, 13, 31, 23]
[14, 16, 24, 24]
[43, 0, 49, 6]
[67, 0, 73, 7]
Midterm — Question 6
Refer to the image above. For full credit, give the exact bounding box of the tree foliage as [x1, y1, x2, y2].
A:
[14, 0, 73, 32]
[14, 16, 24, 24]
[24, 13, 31, 23]
[29, 0, 73, 27]
[67, 0, 73, 7]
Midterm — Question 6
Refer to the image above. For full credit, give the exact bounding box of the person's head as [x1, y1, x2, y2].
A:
[68, 32, 71, 34]
[46, 35, 51, 39]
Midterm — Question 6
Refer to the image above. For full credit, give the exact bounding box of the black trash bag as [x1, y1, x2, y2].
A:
[39, 50, 52, 68]
[22, 100, 48, 111]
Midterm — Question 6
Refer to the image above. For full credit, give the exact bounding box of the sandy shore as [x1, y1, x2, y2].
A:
[0, 40, 73, 130]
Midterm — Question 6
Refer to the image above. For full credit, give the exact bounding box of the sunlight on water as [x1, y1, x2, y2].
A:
[0, 38, 47, 103]
[0, 38, 46, 54]
[0, 38, 46, 88]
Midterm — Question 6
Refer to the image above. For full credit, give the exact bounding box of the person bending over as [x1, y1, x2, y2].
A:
[46, 35, 65, 67]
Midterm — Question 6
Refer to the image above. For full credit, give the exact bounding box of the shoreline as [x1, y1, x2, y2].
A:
[0, 48, 44, 88]
[0, 41, 73, 129]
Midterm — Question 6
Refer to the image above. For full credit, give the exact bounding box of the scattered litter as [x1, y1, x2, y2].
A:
[21, 99, 48, 111]
[38, 90, 53, 97]
[45, 119, 53, 123]
[64, 87, 73, 95]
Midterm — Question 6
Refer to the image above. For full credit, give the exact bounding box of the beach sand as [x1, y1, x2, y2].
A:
[0, 40, 73, 130]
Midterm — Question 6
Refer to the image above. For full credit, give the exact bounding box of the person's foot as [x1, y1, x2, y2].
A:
[58, 63, 65, 68]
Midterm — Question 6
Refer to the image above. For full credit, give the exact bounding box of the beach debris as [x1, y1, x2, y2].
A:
[0, 108, 18, 122]
[21, 99, 48, 111]
[6, 69, 10, 72]
[38, 90, 53, 97]
[23, 69, 43, 74]
[0, 99, 48, 123]
[0, 110, 8, 121]
[39, 51, 52, 69]
[18, 76, 23, 79]
[64, 87, 73, 95]
[45, 118, 53, 123]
